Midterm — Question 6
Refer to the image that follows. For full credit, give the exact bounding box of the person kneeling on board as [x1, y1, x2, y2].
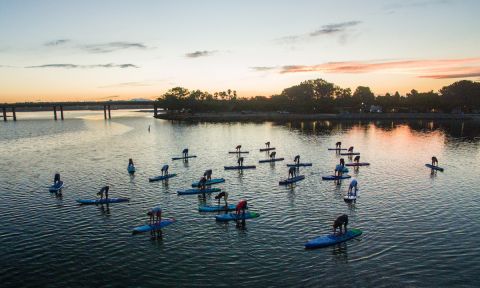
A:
[348, 146, 354, 153]
[215, 191, 229, 209]
[333, 214, 348, 235]
[204, 169, 213, 181]
[431, 156, 438, 166]
[97, 185, 109, 201]
[288, 166, 297, 179]
[198, 176, 207, 191]
[161, 164, 169, 176]
[265, 141, 270, 148]
[336, 141, 342, 149]
[294, 155, 300, 165]
[236, 145, 242, 152]
[269, 151, 276, 160]
[182, 148, 189, 158]
[238, 157, 244, 167]
[236, 200, 248, 224]
[348, 179, 358, 197]
[147, 207, 162, 225]
[354, 155, 360, 164]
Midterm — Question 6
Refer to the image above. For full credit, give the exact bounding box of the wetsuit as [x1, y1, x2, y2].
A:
[333, 214, 349, 235]
[161, 165, 169, 175]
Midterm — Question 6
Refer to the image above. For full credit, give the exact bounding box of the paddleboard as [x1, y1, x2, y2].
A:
[215, 212, 260, 222]
[132, 218, 175, 234]
[259, 158, 284, 163]
[305, 228, 362, 249]
[49, 181, 64, 192]
[199, 204, 236, 212]
[224, 165, 256, 170]
[191, 178, 225, 187]
[286, 163, 313, 167]
[322, 175, 352, 180]
[425, 164, 444, 171]
[340, 152, 360, 156]
[128, 165, 136, 174]
[228, 151, 249, 154]
[279, 175, 305, 185]
[328, 148, 347, 151]
[172, 155, 197, 160]
[260, 147, 276, 152]
[344, 195, 357, 202]
[149, 173, 177, 182]
[76, 198, 130, 205]
[177, 188, 221, 195]
[346, 162, 370, 167]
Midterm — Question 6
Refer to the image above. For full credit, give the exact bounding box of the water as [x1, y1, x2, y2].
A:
[1, 110, 479, 287]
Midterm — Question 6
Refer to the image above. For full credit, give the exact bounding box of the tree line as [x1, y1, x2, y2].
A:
[157, 79, 480, 113]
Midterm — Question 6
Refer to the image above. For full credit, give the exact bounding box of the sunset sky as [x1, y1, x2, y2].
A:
[1, 0, 479, 103]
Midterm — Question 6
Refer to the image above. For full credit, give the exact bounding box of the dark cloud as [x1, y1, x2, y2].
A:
[309, 21, 362, 37]
[185, 50, 217, 58]
[25, 63, 139, 69]
[45, 39, 70, 46]
[250, 66, 277, 71]
[83, 42, 148, 53]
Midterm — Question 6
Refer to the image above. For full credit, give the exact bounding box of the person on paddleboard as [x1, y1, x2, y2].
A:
[182, 148, 189, 158]
[236, 200, 248, 225]
[128, 158, 134, 168]
[340, 158, 345, 167]
[204, 169, 212, 181]
[294, 155, 300, 165]
[431, 156, 438, 166]
[161, 164, 169, 176]
[269, 151, 276, 160]
[354, 155, 360, 164]
[215, 191, 229, 209]
[265, 141, 270, 148]
[147, 207, 162, 225]
[236, 145, 242, 152]
[238, 157, 244, 167]
[335, 163, 344, 178]
[198, 176, 207, 190]
[336, 141, 342, 149]
[54, 173, 61, 185]
[348, 179, 358, 197]
[333, 214, 348, 235]
[288, 166, 297, 179]
[348, 146, 354, 153]
[97, 186, 109, 201]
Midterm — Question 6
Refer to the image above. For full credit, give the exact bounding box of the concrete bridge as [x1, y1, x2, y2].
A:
[0, 100, 161, 121]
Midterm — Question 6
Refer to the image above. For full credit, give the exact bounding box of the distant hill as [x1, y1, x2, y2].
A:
[129, 98, 154, 102]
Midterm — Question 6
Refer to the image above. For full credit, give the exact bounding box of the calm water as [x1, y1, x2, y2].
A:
[1, 110, 479, 287]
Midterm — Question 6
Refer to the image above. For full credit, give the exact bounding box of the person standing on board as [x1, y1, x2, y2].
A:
[97, 185, 109, 201]
[204, 169, 212, 181]
[198, 176, 207, 191]
[215, 191, 229, 209]
[348, 146, 354, 153]
[235, 199, 248, 226]
[147, 207, 162, 225]
[235, 145, 242, 153]
[333, 214, 348, 235]
[288, 166, 297, 179]
[128, 158, 134, 168]
[269, 151, 276, 160]
[431, 156, 438, 166]
[335, 162, 344, 178]
[182, 148, 189, 158]
[265, 141, 270, 149]
[348, 179, 358, 197]
[294, 155, 300, 165]
[238, 157, 244, 167]
[340, 158, 345, 167]
[161, 164, 169, 176]
[336, 142, 342, 149]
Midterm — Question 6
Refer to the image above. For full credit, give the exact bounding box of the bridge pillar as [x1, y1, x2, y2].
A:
[60, 105, 64, 120]
[2, 107, 6, 121]
[53, 106, 57, 120]
[103, 105, 107, 119]
[108, 105, 111, 119]
[12, 107, 16, 121]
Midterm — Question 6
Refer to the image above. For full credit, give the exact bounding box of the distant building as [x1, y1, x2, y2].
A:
[369, 105, 383, 113]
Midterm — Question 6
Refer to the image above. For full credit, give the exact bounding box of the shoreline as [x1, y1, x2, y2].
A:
[155, 112, 479, 122]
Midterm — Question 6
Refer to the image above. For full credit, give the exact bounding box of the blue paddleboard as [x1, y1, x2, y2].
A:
[259, 158, 284, 163]
[425, 164, 444, 171]
[172, 155, 197, 160]
[224, 165, 256, 170]
[49, 181, 64, 192]
[279, 175, 305, 185]
[322, 175, 352, 180]
[132, 218, 175, 234]
[305, 228, 362, 249]
[191, 178, 225, 187]
[215, 212, 260, 222]
[149, 173, 177, 182]
[199, 204, 236, 212]
[286, 163, 313, 167]
[177, 188, 221, 195]
[76, 198, 130, 205]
